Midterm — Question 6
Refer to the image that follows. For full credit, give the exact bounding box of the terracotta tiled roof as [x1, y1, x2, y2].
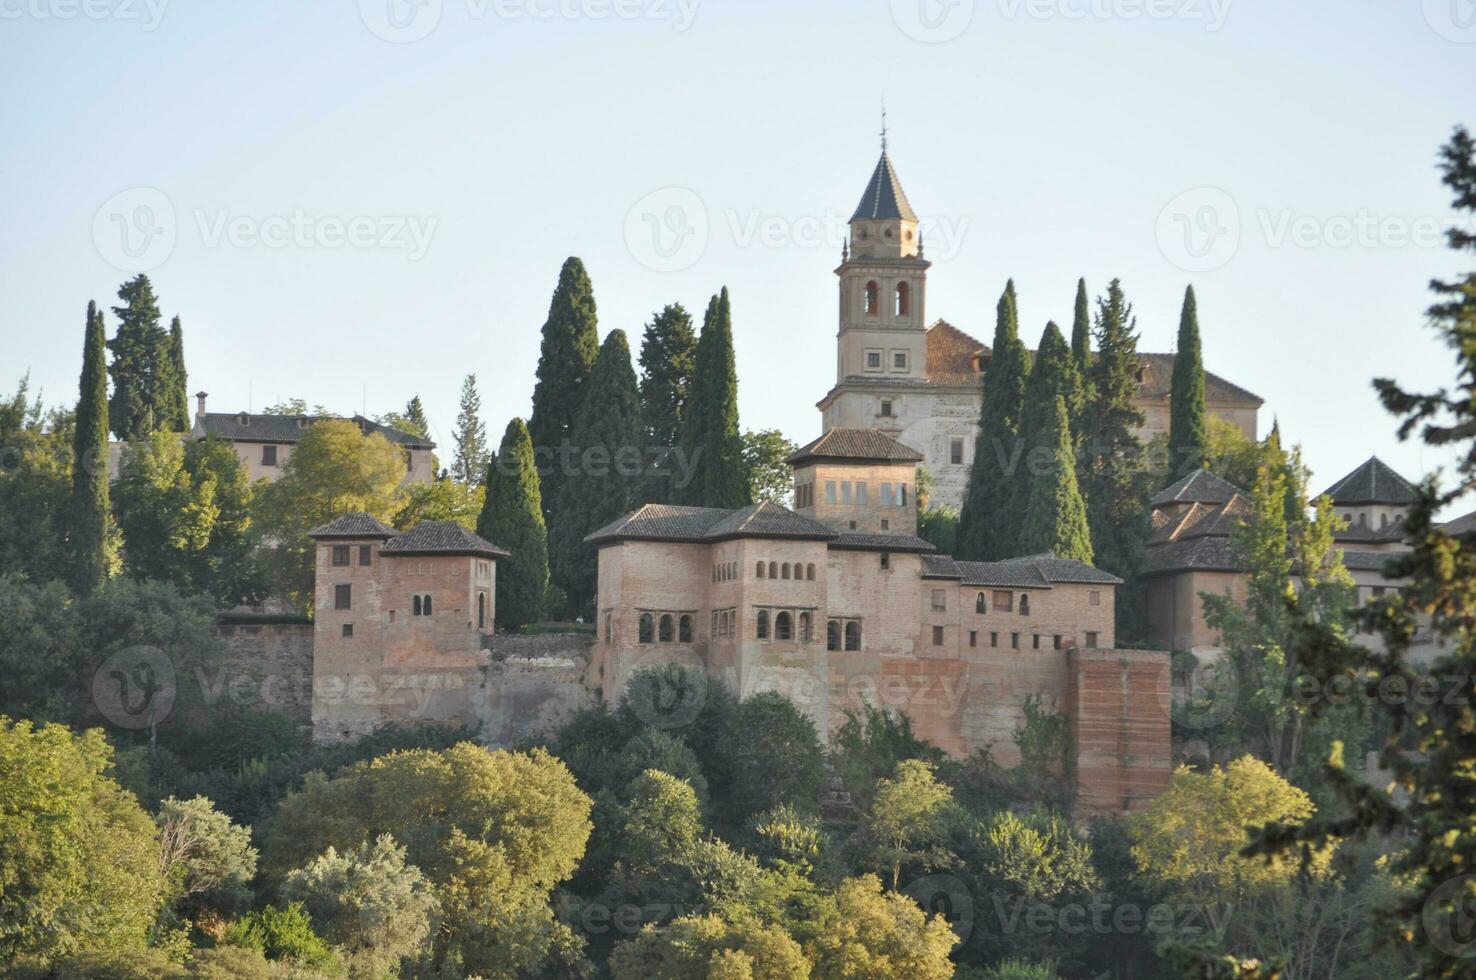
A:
[198, 412, 434, 448]
[379, 521, 509, 558]
[923, 553, 1122, 587]
[1333, 521, 1405, 544]
[1321, 457, 1416, 506]
[1151, 470, 1245, 508]
[1142, 494, 1253, 574]
[586, 502, 835, 545]
[1341, 550, 1402, 573]
[702, 502, 836, 541]
[828, 532, 936, 553]
[788, 428, 926, 465]
[925, 321, 985, 384]
[852, 152, 917, 222]
[1141, 536, 1239, 575]
[308, 513, 398, 539]
[1441, 510, 1476, 536]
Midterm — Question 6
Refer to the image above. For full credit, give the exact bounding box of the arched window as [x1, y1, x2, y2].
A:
[1020, 594, 1031, 616]
[806, 563, 816, 581]
[864, 280, 880, 315]
[799, 612, 812, 642]
[678, 615, 692, 642]
[776, 611, 792, 640]
[722, 610, 731, 637]
[768, 561, 778, 579]
[756, 561, 765, 578]
[781, 563, 791, 580]
[639, 613, 654, 643]
[477, 592, 486, 629]
[731, 562, 737, 579]
[976, 592, 987, 614]
[757, 610, 769, 640]
[895, 281, 910, 317]
[413, 595, 422, 617]
[423, 595, 433, 616]
[659, 614, 674, 642]
[845, 621, 861, 651]
[827, 620, 840, 651]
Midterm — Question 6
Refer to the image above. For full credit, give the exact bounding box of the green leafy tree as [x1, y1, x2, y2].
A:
[855, 759, 954, 890]
[714, 691, 828, 826]
[280, 834, 438, 979]
[393, 477, 484, 530]
[0, 576, 82, 722]
[959, 281, 1029, 561]
[0, 719, 168, 962]
[222, 902, 338, 969]
[917, 505, 959, 555]
[451, 372, 489, 484]
[252, 419, 407, 608]
[550, 329, 644, 617]
[260, 397, 331, 416]
[155, 795, 258, 918]
[744, 428, 799, 505]
[1017, 395, 1093, 562]
[639, 303, 697, 503]
[480, 418, 548, 630]
[106, 274, 170, 440]
[803, 874, 958, 980]
[69, 301, 114, 593]
[611, 914, 810, 980]
[530, 256, 601, 519]
[679, 288, 749, 508]
[0, 380, 76, 584]
[1204, 416, 1262, 490]
[1168, 285, 1208, 484]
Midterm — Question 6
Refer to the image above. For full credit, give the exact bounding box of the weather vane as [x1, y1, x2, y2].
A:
[880, 98, 888, 152]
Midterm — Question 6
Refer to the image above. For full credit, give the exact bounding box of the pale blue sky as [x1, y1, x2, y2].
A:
[2, 0, 1472, 493]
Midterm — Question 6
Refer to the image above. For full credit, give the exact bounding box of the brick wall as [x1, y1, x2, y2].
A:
[1068, 648, 1173, 814]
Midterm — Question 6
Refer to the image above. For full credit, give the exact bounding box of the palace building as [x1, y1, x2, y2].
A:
[817, 147, 1263, 509]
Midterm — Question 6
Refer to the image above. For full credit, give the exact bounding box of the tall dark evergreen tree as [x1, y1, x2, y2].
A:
[479, 418, 548, 630]
[549, 330, 643, 616]
[638, 303, 696, 504]
[958, 281, 1029, 561]
[1079, 280, 1151, 624]
[1166, 285, 1208, 484]
[677, 288, 749, 509]
[403, 396, 430, 438]
[69, 301, 112, 593]
[1013, 321, 1084, 551]
[1069, 278, 1093, 441]
[160, 315, 189, 431]
[451, 373, 489, 484]
[106, 274, 169, 440]
[529, 257, 600, 519]
[1017, 395, 1093, 563]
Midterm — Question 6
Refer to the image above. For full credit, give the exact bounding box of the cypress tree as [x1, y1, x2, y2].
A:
[678, 288, 749, 508]
[638, 303, 696, 504]
[549, 330, 643, 617]
[479, 418, 548, 630]
[957, 280, 1029, 561]
[529, 257, 600, 519]
[69, 301, 112, 593]
[106, 274, 168, 441]
[1013, 321, 1084, 552]
[1080, 280, 1151, 615]
[160, 315, 189, 431]
[452, 373, 489, 484]
[1069, 278, 1093, 443]
[1017, 395, 1093, 563]
[1167, 285, 1208, 485]
[404, 396, 430, 438]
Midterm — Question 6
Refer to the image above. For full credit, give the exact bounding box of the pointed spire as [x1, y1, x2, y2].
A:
[851, 150, 917, 222]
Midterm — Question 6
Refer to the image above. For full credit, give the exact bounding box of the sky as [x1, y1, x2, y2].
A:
[1, 0, 1473, 495]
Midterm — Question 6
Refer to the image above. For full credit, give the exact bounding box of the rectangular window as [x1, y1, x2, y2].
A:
[969, 630, 978, 648]
[1053, 635, 1062, 649]
[332, 545, 350, 567]
[1089, 591, 1101, 606]
[841, 482, 852, 505]
[359, 545, 372, 566]
[990, 631, 999, 648]
[825, 481, 837, 504]
[262, 445, 277, 466]
[931, 589, 946, 612]
[856, 482, 868, 506]
[881, 519, 890, 530]
[880, 552, 890, 569]
[899, 484, 908, 507]
[1011, 632, 1020, 649]
[880, 399, 893, 417]
[993, 590, 1013, 612]
[880, 483, 894, 506]
[1032, 634, 1041, 649]
[893, 351, 908, 370]
[606, 613, 613, 642]
[950, 437, 964, 465]
[334, 584, 351, 610]
[341, 623, 353, 638]
[866, 350, 882, 370]
[1086, 631, 1099, 649]
[932, 625, 945, 646]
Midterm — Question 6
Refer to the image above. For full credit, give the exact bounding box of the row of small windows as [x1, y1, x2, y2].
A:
[638, 613, 694, 644]
[862, 280, 911, 317]
[755, 609, 814, 641]
[712, 561, 738, 582]
[943, 629, 1099, 650]
[864, 350, 910, 371]
[331, 544, 373, 567]
[827, 619, 862, 651]
[756, 561, 816, 581]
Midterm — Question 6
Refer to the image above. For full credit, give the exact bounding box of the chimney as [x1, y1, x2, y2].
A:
[194, 391, 208, 420]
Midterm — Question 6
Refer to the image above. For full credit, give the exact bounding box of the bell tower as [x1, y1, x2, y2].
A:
[835, 125, 929, 385]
